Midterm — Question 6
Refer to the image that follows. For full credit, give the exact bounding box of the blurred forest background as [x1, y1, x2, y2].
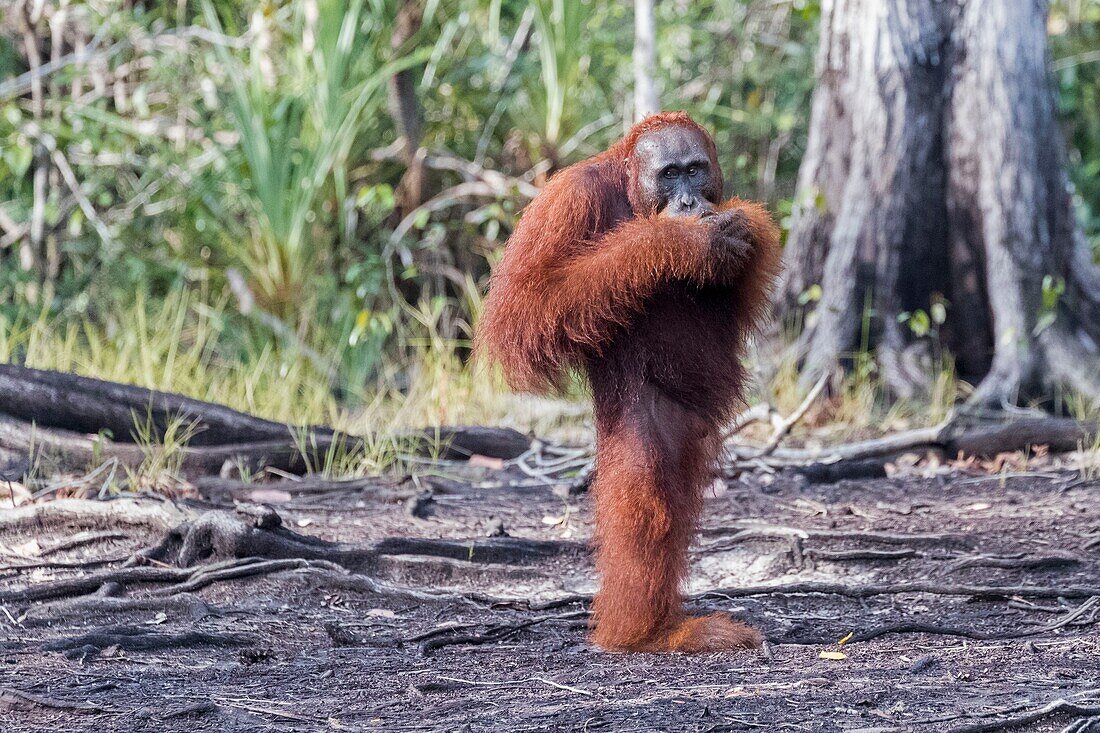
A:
[1, 0, 1098, 444]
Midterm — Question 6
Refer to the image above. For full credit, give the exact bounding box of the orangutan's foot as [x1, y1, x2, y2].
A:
[591, 613, 762, 653]
[664, 613, 762, 653]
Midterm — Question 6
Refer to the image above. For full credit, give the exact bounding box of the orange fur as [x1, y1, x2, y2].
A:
[477, 113, 782, 652]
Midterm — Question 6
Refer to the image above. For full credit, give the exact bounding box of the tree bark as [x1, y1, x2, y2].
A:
[633, 0, 659, 120]
[782, 0, 1100, 406]
[388, 0, 427, 216]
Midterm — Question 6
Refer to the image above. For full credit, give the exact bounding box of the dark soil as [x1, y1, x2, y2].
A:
[1, 461, 1098, 732]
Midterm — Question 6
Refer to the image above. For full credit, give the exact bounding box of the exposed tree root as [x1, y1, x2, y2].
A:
[22, 593, 215, 626]
[374, 536, 584, 565]
[0, 564, 200, 603]
[412, 610, 588, 656]
[0, 497, 184, 534]
[148, 558, 346, 596]
[702, 523, 974, 548]
[40, 624, 256, 656]
[474, 579, 1100, 615]
[942, 695, 1100, 733]
[783, 596, 1099, 645]
[129, 508, 359, 568]
[2, 505, 586, 610]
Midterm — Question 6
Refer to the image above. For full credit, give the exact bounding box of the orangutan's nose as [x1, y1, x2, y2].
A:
[664, 196, 701, 217]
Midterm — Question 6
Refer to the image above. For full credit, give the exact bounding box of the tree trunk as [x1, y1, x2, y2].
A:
[633, 0, 659, 120]
[781, 0, 1100, 406]
[387, 0, 426, 216]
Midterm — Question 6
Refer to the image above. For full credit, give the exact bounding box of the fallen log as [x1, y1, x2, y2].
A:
[0, 414, 336, 479]
[0, 364, 532, 480]
[945, 418, 1099, 456]
[396, 425, 532, 460]
[0, 363, 329, 446]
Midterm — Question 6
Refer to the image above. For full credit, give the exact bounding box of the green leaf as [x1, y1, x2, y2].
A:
[908, 310, 931, 337]
[4, 143, 32, 176]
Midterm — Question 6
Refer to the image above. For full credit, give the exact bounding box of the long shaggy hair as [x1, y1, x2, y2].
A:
[477, 112, 782, 652]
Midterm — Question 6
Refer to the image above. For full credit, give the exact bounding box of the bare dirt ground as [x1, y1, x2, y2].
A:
[1, 459, 1099, 732]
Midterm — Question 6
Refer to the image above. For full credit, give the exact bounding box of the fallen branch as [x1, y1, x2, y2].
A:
[787, 457, 890, 484]
[759, 374, 830, 457]
[731, 421, 949, 465]
[724, 403, 776, 439]
[948, 418, 1100, 457]
[727, 415, 1099, 477]
[723, 374, 828, 451]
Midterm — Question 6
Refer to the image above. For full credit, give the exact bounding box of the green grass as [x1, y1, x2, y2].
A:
[0, 286, 971, 443]
[0, 288, 591, 451]
[9, 285, 1091, 489]
[0, 290, 338, 426]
